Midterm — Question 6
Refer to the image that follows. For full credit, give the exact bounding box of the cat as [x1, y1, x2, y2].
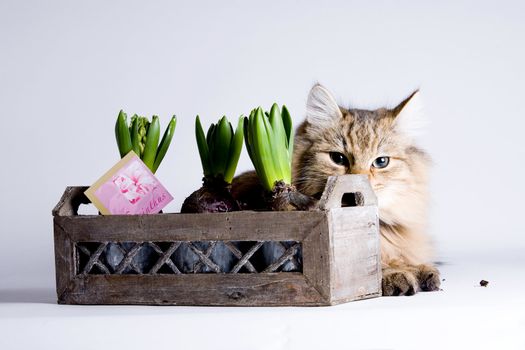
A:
[232, 84, 441, 296]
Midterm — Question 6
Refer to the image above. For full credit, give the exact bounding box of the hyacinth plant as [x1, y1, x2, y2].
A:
[109, 111, 176, 270]
[115, 110, 177, 173]
[243, 104, 313, 272]
[243, 104, 315, 211]
[180, 115, 244, 213]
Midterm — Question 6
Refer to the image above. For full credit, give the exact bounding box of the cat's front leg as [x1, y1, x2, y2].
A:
[382, 264, 441, 296]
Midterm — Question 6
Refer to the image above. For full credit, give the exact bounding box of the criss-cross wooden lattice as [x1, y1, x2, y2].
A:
[76, 241, 301, 275]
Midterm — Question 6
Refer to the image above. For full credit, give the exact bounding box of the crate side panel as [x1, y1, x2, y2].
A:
[60, 211, 325, 242]
[328, 206, 381, 302]
[60, 274, 328, 306]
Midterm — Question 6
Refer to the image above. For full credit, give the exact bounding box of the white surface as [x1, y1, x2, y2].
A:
[1, 257, 524, 350]
[1, 1, 524, 349]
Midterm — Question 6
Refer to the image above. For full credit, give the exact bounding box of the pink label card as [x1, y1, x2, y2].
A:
[85, 151, 173, 215]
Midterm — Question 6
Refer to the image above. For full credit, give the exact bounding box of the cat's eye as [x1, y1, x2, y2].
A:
[329, 152, 349, 167]
[372, 156, 390, 168]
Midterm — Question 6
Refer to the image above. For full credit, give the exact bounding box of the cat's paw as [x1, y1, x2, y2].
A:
[382, 268, 418, 296]
[417, 264, 441, 292]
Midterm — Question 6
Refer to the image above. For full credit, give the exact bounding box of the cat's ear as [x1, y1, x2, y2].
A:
[306, 84, 342, 128]
[392, 90, 426, 138]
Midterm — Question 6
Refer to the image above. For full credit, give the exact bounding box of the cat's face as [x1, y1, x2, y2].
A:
[293, 84, 430, 226]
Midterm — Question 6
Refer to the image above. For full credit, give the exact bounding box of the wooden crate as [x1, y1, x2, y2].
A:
[52, 175, 381, 306]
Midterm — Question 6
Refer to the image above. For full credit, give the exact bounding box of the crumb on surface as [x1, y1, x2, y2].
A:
[480, 280, 489, 287]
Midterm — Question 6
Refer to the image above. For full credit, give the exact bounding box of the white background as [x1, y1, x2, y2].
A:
[1, 1, 524, 349]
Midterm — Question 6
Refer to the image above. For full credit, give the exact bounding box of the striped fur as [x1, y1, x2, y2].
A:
[293, 84, 440, 296]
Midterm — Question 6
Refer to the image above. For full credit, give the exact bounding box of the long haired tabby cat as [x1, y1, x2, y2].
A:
[232, 84, 441, 296]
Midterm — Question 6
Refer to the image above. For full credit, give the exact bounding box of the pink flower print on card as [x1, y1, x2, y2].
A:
[112, 160, 156, 204]
[85, 152, 173, 215]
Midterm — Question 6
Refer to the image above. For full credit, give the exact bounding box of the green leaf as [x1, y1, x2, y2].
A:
[130, 115, 141, 156]
[206, 123, 216, 173]
[223, 116, 244, 183]
[206, 123, 215, 150]
[214, 116, 233, 176]
[195, 115, 211, 177]
[281, 105, 294, 163]
[253, 107, 277, 191]
[262, 106, 283, 182]
[244, 112, 261, 182]
[153, 116, 177, 173]
[269, 103, 291, 184]
[142, 116, 160, 171]
[243, 115, 257, 167]
[115, 110, 132, 158]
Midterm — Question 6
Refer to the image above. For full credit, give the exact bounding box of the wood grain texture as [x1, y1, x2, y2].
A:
[59, 274, 327, 306]
[302, 217, 332, 301]
[328, 207, 382, 302]
[53, 221, 74, 302]
[53, 174, 382, 306]
[55, 210, 324, 242]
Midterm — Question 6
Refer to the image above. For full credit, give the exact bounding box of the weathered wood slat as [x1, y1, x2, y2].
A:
[107, 243, 142, 273]
[55, 210, 324, 242]
[78, 243, 110, 275]
[262, 243, 300, 272]
[59, 274, 329, 306]
[228, 241, 263, 273]
[149, 242, 181, 274]
[53, 222, 74, 302]
[115, 243, 143, 274]
[189, 242, 221, 273]
[302, 217, 332, 301]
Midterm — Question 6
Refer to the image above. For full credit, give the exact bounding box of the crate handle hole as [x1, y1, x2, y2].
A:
[341, 192, 364, 207]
